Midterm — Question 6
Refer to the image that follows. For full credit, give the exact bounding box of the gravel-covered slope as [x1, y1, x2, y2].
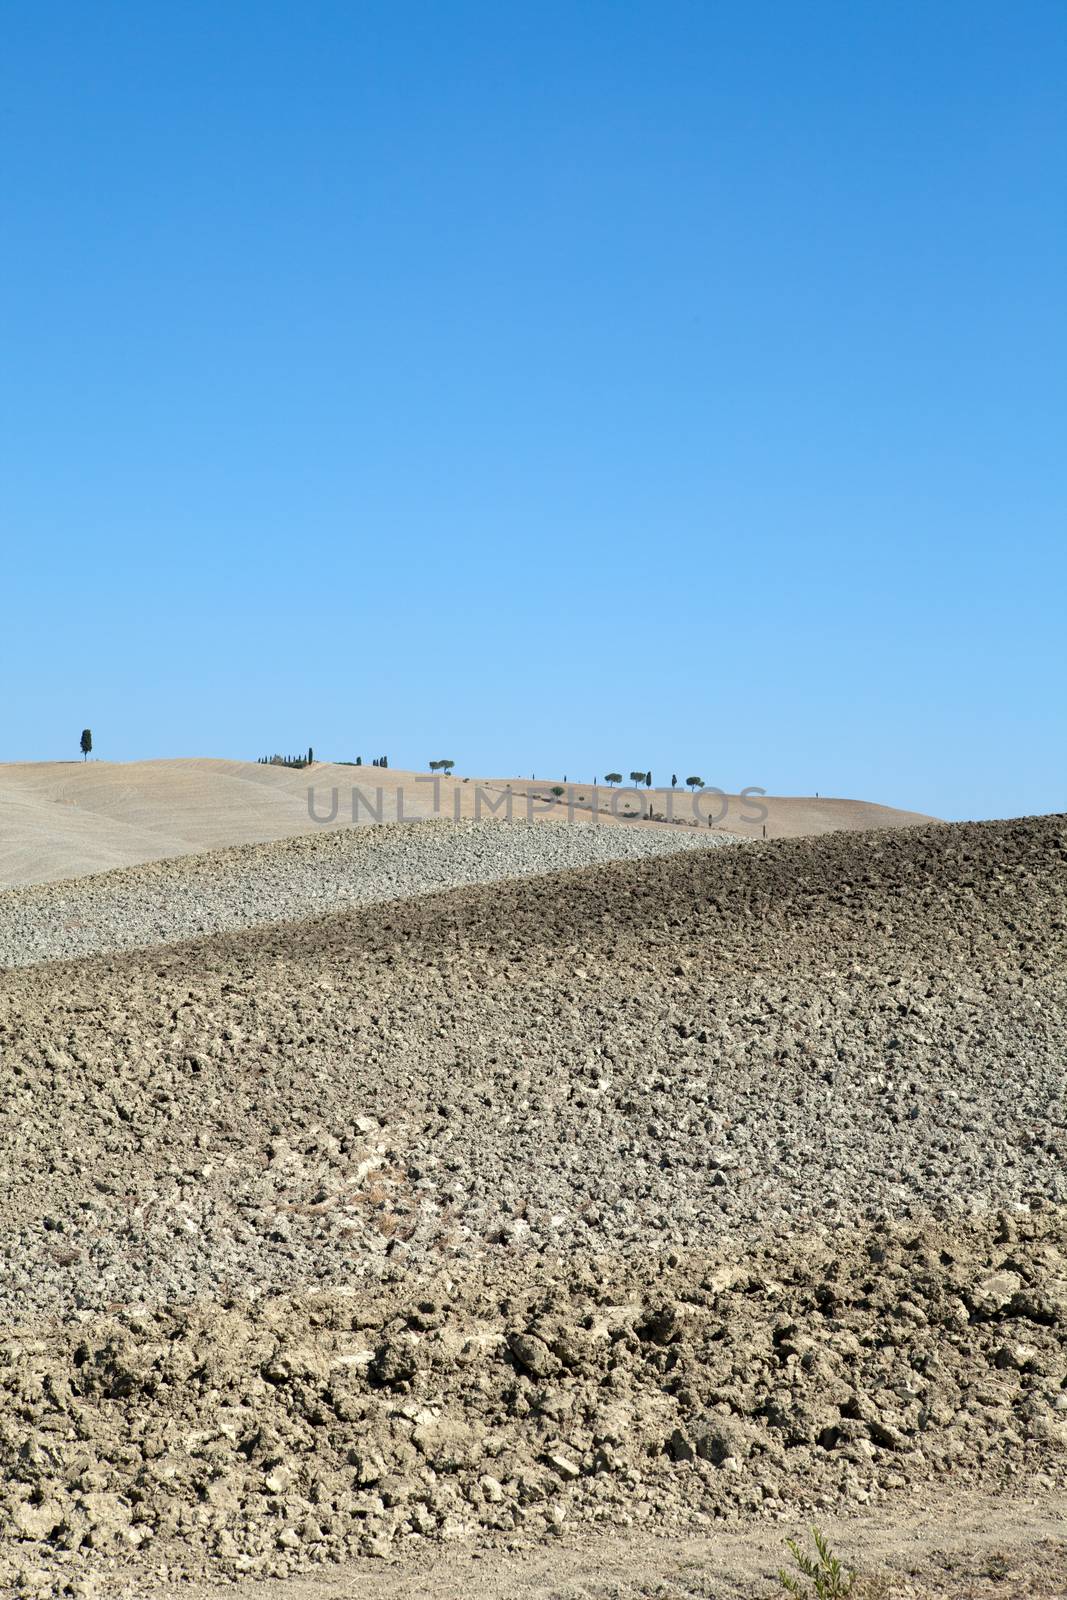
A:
[0, 814, 1063, 1324]
[0, 817, 743, 969]
[0, 815, 1064, 1593]
[3, 1212, 1065, 1595]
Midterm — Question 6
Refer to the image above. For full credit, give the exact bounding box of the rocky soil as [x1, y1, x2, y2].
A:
[155, 1492, 1067, 1600]
[0, 814, 1063, 1595]
[2, 1212, 1065, 1597]
[0, 817, 743, 969]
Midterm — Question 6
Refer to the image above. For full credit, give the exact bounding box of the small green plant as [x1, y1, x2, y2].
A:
[550, 785, 565, 798]
[778, 1527, 855, 1600]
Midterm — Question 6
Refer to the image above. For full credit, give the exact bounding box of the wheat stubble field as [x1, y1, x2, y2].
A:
[0, 767, 1063, 1598]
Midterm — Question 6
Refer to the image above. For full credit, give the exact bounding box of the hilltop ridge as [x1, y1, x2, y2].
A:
[0, 757, 936, 887]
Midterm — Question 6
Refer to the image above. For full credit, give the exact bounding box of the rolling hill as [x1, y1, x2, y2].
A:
[0, 758, 937, 888]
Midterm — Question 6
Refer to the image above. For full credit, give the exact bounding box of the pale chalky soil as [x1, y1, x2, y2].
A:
[0, 815, 1063, 1595]
[0, 817, 744, 969]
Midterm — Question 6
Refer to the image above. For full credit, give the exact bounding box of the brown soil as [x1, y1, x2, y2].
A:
[164, 1491, 1067, 1599]
[0, 816, 1063, 1597]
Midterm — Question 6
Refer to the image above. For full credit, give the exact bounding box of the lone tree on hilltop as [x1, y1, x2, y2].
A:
[80, 729, 92, 762]
[307, 746, 314, 765]
[686, 775, 704, 791]
[645, 770, 653, 788]
[671, 773, 678, 788]
[604, 772, 622, 786]
[629, 770, 646, 786]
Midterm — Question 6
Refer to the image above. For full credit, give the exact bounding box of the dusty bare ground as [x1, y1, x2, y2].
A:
[0, 816, 744, 969]
[0, 759, 937, 886]
[3, 1211, 1065, 1598]
[1, 816, 1064, 1319]
[0, 817, 1062, 1597]
[159, 1490, 1067, 1599]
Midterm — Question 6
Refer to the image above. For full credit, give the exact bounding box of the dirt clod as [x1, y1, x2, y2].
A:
[0, 814, 1063, 1594]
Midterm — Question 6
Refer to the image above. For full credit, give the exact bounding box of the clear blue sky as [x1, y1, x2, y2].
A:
[2, 2, 1064, 820]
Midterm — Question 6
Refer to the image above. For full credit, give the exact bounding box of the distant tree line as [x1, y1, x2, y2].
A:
[258, 747, 315, 769]
[600, 769, 703, 790]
